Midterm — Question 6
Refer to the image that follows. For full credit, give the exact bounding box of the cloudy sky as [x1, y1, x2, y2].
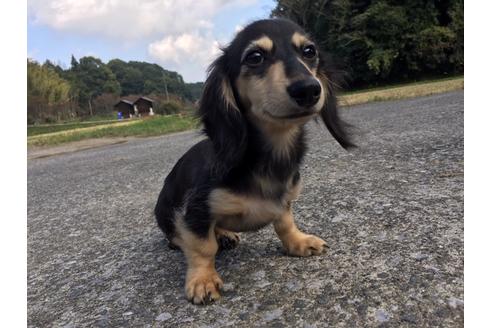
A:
[27, 0, 275, 82]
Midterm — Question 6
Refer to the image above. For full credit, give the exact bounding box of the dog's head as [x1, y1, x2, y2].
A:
[199, 19, 354, 169]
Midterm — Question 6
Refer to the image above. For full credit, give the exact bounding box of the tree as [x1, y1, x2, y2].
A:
[107, 59, 144, 96]
[68, 56, 121, 115]
[271, 0, 464, 88]
[107, 59, 192, 99]
[27, 59, 74, 123]
[28, 54, 203, 123]
[92, 93, 120, 116]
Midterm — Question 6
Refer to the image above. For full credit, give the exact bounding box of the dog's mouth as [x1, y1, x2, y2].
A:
[265, 109, 316, 120]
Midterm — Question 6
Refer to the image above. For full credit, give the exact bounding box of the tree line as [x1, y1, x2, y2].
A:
[271, 0, 463, 88]
[27, 56, 203, 124]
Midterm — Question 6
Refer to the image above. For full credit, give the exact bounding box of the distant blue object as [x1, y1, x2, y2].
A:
[117, 112, 123, 120]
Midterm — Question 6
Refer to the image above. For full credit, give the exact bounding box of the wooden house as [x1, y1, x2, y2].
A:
[114, 100, 135, 118]
[134, 97, 154, 116]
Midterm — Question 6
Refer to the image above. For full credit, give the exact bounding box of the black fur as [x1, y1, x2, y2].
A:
[155, 18, 354, 242]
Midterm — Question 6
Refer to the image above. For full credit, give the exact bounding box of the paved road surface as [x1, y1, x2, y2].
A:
[28, 91, 464, 327]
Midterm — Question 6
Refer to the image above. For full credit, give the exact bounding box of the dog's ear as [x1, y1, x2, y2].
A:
[318, 54, 356, 149]
[198, 55, 248, 174]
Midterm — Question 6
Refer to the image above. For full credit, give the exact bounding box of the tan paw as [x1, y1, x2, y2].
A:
[185, 269, 224, 305]
[215, 228, 240, 250]
[283, 233, 328, 257]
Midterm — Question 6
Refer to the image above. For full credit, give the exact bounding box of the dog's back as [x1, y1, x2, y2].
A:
[154, 139, 215, 246]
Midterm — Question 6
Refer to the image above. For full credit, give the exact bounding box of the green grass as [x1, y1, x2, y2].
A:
[76, 113, 119, 122]
[28, 121, 123, 137]
[341, 75, 463, 95]
[28, 114, 198, 147]
[339, 76, 463, 106]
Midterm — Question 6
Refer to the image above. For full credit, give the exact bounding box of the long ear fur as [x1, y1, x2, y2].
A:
[318, 54, 356, 149]
[198, 55, 248, 175]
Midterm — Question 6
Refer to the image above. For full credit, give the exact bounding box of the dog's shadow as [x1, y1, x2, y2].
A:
[137, 230, 284, 301]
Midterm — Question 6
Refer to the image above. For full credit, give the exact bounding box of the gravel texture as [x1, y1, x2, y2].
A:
[27, 91, 464, 327]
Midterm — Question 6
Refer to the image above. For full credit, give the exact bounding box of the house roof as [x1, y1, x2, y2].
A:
[135, 96, 154, 104]
[114, 99, 134, 107]
[114, 96, 154, 107]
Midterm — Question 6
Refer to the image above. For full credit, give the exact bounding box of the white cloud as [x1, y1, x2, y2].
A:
[28, 0, 259, 81]
[148, 32, 221, 77]
[28, 0, 252, 40]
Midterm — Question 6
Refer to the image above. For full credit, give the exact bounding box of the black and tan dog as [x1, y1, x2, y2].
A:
[155, 18, 354, 304]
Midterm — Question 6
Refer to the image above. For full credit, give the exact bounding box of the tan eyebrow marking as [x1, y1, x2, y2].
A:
[252, 36, 273, 51]
[241, 36, 274, 62]
[292, 31, 309, 47]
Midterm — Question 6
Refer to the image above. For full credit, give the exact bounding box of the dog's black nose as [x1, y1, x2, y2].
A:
[287, 79, 321, 108]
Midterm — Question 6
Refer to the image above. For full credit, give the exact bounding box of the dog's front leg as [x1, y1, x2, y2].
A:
[177, 222, 223, 304]
[273, 207, 327, 256]
[175, 192, 223, 305]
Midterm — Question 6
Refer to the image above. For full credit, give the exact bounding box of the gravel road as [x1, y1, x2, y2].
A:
[28, 91, 464, 327]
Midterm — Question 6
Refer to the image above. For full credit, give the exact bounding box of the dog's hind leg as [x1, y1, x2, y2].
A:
[215, 227, 240, 250]
[154, 196, 181, 249]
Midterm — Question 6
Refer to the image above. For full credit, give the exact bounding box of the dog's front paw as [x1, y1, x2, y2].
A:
[185, 269, 223, 305]
[282, 233, 328, 257]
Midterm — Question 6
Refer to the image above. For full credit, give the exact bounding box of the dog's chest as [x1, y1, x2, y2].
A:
[208, 177, 301, 232]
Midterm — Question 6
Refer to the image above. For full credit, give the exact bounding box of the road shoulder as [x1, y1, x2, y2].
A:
[27, 138, 131, 160]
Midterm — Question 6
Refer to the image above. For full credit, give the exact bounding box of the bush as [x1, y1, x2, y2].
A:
[92, 93, 119, 116]
[154, 100, 185, 115]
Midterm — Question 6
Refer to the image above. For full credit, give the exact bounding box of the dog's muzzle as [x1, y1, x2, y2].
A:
[287, 78, 321, 108]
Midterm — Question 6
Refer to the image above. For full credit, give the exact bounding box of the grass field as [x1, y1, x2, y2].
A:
[339, 76, 463, 106]
[28, 120, 124, 137]
[28, 77, 463, 148]
[28, 115, 198, 147]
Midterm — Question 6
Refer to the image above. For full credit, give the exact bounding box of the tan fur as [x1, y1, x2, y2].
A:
[318, 72, 333, 97]
[291, 31, 309, 48]
[286, 176, 303, 201]
[236, 61, 309, 157]
[215, 227, 240, 247]
[252, 173, 302, 199]
[297, 57, 317, 75]
[251, 121, 302, 160]
[296, 57, 326, 113]
[266, 124, 301, 159]
[273, 208, 327, 257]
[238, 62, 302, 158]
[174, 217, 223, 304]
[236, 54, 325, 142]
[215, 227, 239, 239]
[208, 173, 303, 231]
[209, 188, 286, 231]
[253, 36, 274, 52]
[252, 174, 279, 197]
[221, 78, 239, 111]
[242, 36, 274, 60]
[237, 61, 291, 119]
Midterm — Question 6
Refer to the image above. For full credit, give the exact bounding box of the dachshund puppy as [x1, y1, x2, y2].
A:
[155, 18, 354, 305]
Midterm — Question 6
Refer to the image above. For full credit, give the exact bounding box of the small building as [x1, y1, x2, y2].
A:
[134, 97, 154, 116]
[114, 100, 135, 118]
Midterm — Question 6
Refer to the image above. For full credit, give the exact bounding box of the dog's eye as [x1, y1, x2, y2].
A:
[244, 51, 264, 66]
[302, 45, 317, 59]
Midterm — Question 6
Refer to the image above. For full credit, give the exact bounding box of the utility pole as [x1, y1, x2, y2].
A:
[164, 82, 169, 102]
[88, 97, 93, 116]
